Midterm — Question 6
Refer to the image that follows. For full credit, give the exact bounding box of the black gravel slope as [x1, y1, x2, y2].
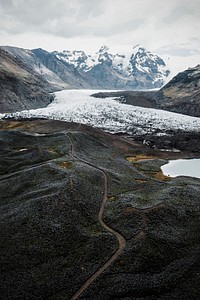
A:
[0, 119, 200, 300]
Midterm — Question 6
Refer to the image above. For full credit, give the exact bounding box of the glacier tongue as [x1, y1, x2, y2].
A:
[3, 89, 200, 135]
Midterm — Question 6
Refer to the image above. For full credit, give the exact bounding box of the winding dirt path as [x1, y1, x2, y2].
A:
[65, 132, 126, 300]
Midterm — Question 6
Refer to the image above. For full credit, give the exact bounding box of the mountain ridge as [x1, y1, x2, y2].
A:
[0, 48, 54, 112]
[1, 45, 170, 91]
[54, 45, 170, 89]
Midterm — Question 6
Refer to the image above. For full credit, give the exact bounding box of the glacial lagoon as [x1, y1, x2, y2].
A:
[161, 158, 200, 179]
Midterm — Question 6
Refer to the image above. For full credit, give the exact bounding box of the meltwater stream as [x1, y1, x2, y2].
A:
[161, 159, 200, 179]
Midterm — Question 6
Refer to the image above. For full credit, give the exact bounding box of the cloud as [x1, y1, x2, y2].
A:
[6, 1, 105, 27]
[163, 6, 194, 24]
[0, 0, 105, 35]
[0, 0, 200, 56]
[157, 47, 200, 57]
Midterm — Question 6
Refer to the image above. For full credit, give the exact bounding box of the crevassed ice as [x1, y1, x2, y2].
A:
[2, 89, 200, 135]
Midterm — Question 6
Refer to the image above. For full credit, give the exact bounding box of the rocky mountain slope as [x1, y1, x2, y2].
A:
[0, 46, 93, 113]
[0, 119, 200, 299]
[1, 46, 86, 90]
[32, 48, 90, 89]
[158, 65, 200, 117]
[0, 49, 54, 113]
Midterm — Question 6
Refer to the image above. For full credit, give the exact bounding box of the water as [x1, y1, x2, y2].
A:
[161, 158, 200, 179]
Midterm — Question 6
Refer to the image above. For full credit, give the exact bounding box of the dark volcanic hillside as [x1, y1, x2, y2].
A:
[158, 65, 200, 117]
[0, 119, 200, 300]
[0, 49, 54, 113]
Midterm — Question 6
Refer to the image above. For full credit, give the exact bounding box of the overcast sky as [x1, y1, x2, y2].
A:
[0, 0, 200, 58]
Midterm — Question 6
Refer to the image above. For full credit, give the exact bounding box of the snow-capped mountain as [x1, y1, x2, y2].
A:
[128, 47, 170, 86]
[3, 90, 200, 136]
[53, 45, 170, 89]
[53, 45, 126, 73]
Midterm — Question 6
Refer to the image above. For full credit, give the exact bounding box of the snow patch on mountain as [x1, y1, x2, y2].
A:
[3, 90, 200, 135]
[53, 45, 169, 87]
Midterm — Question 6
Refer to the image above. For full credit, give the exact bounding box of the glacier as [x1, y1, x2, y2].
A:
[2, 89, 200, 135]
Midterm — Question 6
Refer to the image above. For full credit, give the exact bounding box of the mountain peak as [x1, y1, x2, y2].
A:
[138, 47, 146, 53]
[50, 45, 170, 89]
[98, 45, 109, 53]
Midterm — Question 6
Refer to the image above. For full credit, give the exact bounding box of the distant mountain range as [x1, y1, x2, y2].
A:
[1, 45, 169, 92]
[0, 45, 199, 117]
[53, 45, 170, 89]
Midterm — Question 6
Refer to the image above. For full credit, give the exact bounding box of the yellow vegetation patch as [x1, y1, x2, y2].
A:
[0, 121, 22, 130]
[135, 179, 148, 184]
[163, 88, 190, 98]
[124, 206, 138, 214]
[126, 154, 156, 162]
[148, 171, 171, 181]
[67, 177, 74, 190]
[107, 195, 116, 201]
[57, 161, 72, 169]
[134, 231, 146, 240]
[47, 148, 58, 155]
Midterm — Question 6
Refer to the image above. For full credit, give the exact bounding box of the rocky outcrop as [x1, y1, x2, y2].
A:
[0, 119, 199, 299]
[0, 49, 54, 113]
